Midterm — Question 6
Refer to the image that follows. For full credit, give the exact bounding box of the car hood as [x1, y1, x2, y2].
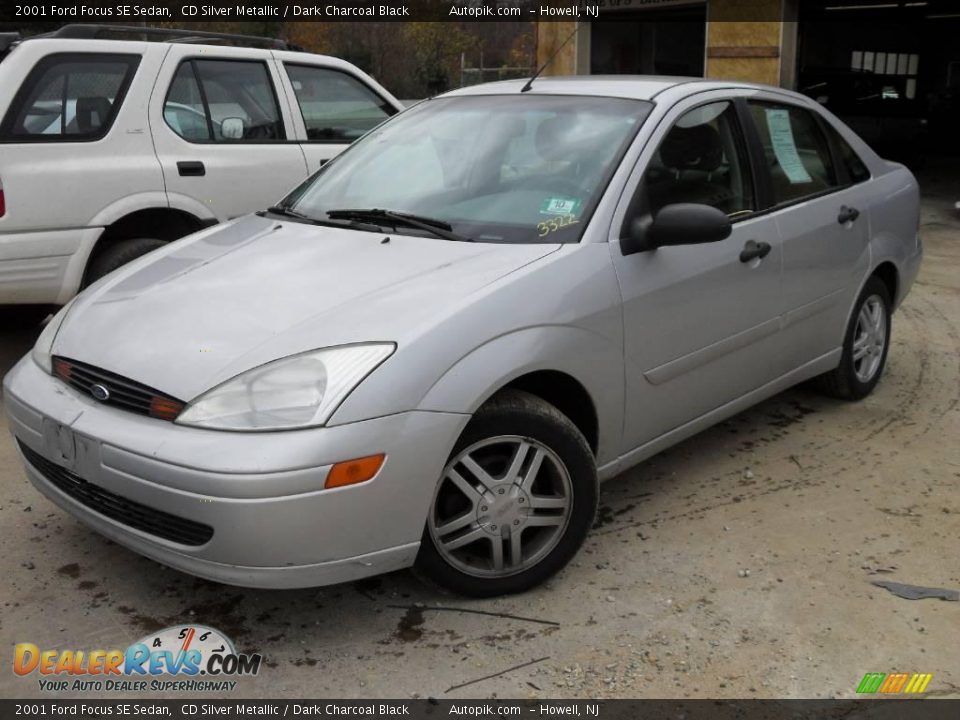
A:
[54, 215, 560, 401]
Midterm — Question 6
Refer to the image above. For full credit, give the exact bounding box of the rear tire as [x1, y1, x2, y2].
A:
[86, 237, 166, 286]
[817, 276, 892, 401]
[415, 390, 597, 597]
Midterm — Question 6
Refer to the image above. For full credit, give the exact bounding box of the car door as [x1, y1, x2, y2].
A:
[743, 97, 872, 365]
[272, 53, 401, 174]
[0, 41, 164, 304]
[610, 94, 786, 450]
[150, 46, 308, 221]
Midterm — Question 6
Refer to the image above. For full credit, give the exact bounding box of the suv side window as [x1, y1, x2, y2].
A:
[284, 64, 394, 143]
[643, 101, 755, 218]
[0, 53, 140, 142]
[164, 59, 285, 142]
[748, 101, 839, 204]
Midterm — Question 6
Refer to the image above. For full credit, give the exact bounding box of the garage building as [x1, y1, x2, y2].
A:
[536, 0, 960, 158]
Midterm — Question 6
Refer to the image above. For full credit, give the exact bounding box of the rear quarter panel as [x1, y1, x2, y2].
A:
[0, 40, 167, 302]
[812, 100, 922, 308]
[862, 163, 922, 308]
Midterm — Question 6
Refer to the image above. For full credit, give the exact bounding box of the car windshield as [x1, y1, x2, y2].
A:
[284, 94, 653, 243]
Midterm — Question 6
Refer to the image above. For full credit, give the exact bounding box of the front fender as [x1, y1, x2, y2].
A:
[414, 326, 624, 466]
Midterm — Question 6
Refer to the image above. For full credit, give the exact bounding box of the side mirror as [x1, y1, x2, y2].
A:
[221, 117, 245, 140]
[622, 203, 732, 255]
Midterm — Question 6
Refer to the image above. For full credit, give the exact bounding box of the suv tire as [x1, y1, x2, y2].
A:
[86, 238, 167, 285]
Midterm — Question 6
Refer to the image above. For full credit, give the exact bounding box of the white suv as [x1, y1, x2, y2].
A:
[0, 25, 402, 306]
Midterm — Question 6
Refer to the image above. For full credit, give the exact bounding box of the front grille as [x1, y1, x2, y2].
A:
[19, 441, 213, 547]
[52, 357, 185, 421]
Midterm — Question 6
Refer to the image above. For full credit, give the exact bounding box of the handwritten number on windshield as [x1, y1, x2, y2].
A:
[537, 214, 579, 238]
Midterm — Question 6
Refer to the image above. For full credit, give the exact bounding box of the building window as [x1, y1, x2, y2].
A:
[850, 51, 919, 99]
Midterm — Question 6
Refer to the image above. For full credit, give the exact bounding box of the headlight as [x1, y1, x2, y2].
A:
[32, 299, 76, 374]
[175, 343, 395, 431]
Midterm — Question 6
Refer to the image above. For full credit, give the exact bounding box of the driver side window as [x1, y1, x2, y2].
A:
[644, 101, 754, 218]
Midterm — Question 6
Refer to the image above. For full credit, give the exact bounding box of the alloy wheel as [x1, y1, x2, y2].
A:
[428, 435, 573, 578]
[852, 294, 887, 383]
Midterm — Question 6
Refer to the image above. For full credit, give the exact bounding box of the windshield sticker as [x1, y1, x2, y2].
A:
[541, 197, 581, 216]
[537, 214, 580, 238]
[765, 109, 813, 184]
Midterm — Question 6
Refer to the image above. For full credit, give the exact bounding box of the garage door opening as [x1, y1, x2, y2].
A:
[798, 0, 960, 167]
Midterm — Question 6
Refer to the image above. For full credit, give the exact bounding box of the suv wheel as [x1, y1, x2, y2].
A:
[817, 276, 892, 400]
[86, 238, 167, 285]
[415, 390, 597, 597]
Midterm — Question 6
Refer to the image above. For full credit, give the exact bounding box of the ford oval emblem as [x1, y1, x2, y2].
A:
[90, 384, 110, 402]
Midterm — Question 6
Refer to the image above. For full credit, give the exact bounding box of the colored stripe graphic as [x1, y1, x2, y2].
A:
[912, 674, 933, 693]
[857, 672, 932, 694]
[857, 673, 886, 693]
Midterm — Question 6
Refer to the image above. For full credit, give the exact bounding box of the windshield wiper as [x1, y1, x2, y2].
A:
[326, 208, 473, 242]
[259, 205, 318, 222]
[259, 205, 376, 231]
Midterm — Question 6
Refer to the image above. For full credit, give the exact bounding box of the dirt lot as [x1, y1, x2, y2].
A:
[1, 169, 958, 701]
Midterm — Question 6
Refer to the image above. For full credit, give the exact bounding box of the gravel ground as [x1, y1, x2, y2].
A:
[1, 166, 958, 700]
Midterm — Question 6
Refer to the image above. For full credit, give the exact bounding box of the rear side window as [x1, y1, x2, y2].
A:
[748, 101, 839, 205]
[164, 59, 285, 143]
[284, 64, 394, 143]
[0, 53, 139, 142]
[830, 129, 871, 184]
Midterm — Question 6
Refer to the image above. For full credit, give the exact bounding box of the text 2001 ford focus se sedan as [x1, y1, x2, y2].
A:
[4, 77, 921, 596]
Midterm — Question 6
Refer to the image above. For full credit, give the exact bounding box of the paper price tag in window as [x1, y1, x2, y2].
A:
[765, 109, 812, 184]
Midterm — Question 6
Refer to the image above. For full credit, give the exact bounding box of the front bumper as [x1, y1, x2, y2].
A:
[3, 356, 469, 588]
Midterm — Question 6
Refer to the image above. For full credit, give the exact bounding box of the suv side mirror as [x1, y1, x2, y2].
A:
[622, 203, 732, 255]
[221, 117, 245, 140]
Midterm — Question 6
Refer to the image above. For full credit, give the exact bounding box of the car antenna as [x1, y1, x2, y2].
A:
[520, 24, 581, 93]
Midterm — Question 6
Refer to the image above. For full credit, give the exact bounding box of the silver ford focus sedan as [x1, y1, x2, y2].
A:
[4, 77, 922, 597]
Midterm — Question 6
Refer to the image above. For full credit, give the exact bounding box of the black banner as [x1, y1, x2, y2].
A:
[2, 700, 960, 719]
[1, 0, 790, 25]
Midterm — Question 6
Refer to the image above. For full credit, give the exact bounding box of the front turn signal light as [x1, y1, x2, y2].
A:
[325, 454, 385, 489]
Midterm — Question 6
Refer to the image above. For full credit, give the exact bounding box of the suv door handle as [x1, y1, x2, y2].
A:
[177, 161, 205, 177]
[740, 240, 771, 263]
[837, 205, 860, 224]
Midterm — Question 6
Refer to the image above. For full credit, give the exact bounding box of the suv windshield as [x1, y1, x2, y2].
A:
[284, 94, 652, 244]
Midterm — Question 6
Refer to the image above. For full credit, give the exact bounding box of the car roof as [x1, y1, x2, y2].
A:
[446, 75, 807, 104]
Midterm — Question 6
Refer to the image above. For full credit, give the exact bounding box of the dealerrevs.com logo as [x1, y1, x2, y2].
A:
[14, 625, 262, 693]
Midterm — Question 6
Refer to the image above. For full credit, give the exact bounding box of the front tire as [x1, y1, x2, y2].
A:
[817, 276, 892, 400]
[415, 390, 597, 597]
[86, 237, 167, 286]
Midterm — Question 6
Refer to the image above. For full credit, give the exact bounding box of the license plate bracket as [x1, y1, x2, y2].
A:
[41, 419, 77, 470]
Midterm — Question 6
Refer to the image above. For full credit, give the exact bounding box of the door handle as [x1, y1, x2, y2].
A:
[837, 205, 860, 224]
[177, 161, 205, 177]
[739, 239, 771, 263]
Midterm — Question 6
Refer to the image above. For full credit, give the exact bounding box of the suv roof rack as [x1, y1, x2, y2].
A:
[46, 24, 302, 51]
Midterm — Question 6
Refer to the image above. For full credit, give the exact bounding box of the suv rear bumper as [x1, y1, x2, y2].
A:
[0, 227, 99, 304]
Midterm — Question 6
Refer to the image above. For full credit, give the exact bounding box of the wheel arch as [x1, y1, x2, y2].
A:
[397, 326, 623, 465]
[83, 207, 213, 287]
[487, 371, 599, 457]
[871, 261, 899, 308]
